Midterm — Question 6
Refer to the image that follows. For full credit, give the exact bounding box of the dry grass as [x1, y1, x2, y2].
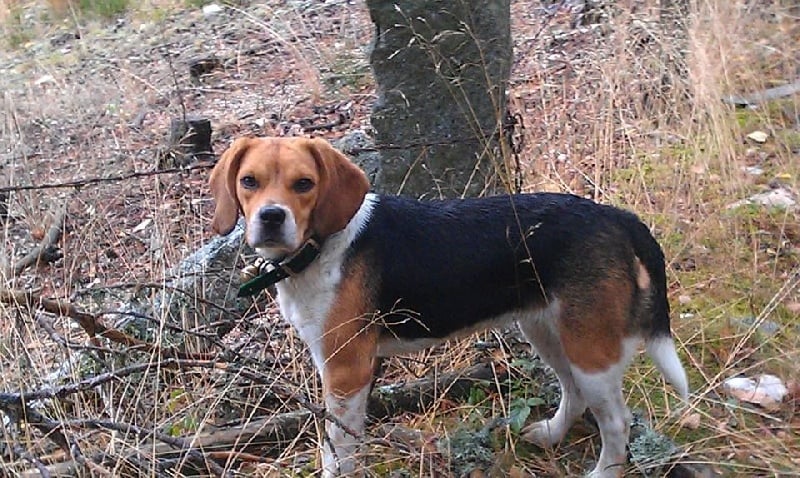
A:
[0, 0, 798, 476]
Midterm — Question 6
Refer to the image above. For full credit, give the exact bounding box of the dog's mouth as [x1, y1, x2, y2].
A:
[248, 231, 301, 258]
[249, 235, 290, 249]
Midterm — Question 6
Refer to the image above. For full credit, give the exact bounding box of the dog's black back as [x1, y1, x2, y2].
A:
[348, 193, 670, 341]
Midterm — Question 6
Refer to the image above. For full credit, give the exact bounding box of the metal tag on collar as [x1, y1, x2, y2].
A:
[238, 261, 282, 298]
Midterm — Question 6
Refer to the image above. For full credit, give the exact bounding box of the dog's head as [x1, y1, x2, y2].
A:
[209, 137, 369, 258]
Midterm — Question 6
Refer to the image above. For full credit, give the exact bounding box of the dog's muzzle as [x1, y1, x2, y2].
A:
[248, 205, 295, 250]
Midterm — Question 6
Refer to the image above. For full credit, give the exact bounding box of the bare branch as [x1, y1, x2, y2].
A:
[9, 194, 73, 277]
[66, 419, 230, 477]
[0, 289, 217, 361]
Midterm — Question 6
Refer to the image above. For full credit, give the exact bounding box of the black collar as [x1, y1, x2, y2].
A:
[237, 236, 322, 297]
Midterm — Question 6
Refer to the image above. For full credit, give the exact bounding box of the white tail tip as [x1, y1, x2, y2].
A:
[646, 336, 689, 400]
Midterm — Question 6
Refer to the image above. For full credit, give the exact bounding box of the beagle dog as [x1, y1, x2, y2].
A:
[209, 136, 688, 478]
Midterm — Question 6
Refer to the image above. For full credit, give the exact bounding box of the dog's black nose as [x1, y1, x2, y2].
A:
[259, 206, 286, 227]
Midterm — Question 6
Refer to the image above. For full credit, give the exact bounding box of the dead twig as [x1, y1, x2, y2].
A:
[66, 419, 231, 477]
[32, 311, 114, 359]
[1, 400, 70, 452]
[0, 162, 215, 194]
[9, 198, 71, 277]
[11, 442, 52, 478]
[0, 358, 218, 404]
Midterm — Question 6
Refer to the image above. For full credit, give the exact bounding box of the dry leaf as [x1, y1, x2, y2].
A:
[785, 302, 800, 315]
[132, 218, 152, 234]
[723, 374, 787, 410]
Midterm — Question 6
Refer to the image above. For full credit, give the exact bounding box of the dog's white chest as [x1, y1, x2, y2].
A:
[275, 262, 340, 369]
[272, 193, 377, 369]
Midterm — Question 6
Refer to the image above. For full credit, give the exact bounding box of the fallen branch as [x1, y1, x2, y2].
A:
[723, 78, 800, 107]
[18, 363, 503, 477]
[9, 199, 70, 277]
[368, 362, 507, 419]
[18, 411, 315, 478]
[0, 289, 216, 360]
[67, 419, 230, 477]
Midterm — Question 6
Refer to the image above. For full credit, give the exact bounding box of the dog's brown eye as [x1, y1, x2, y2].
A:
[240, 175, 258, 190]
[293, 178, 314, 193]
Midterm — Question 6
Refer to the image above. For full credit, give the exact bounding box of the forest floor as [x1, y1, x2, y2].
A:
[0, 0, 798, 476]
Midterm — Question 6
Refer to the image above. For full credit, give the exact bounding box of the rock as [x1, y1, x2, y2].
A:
[366, 0, 512, 198]
[118, 222, 255, 351]
[679, 412, 701, 430]
[34, 74, 56, 86]
[163, 222, 251, 345]
[202, 3, 224, 17]
[726, 187, 797, 210]
[742, 165, 764, 176]
[746, 130, 769, 144]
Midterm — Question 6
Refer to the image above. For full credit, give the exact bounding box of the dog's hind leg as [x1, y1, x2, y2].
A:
[518, 303, 587, 447]
[569, 339, 639, 478]
[552, 275, 641, 478]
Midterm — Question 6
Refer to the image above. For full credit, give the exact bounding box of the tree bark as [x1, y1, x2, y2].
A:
[367, 0, 513, 198]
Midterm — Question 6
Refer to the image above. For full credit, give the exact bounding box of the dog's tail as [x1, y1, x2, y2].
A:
[645, 335, 689, 400]
[627, 215, 689, 401]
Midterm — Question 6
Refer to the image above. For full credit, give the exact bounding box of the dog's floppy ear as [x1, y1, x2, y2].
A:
[307, 138, 370, 238]
[209, 137, 254, 235]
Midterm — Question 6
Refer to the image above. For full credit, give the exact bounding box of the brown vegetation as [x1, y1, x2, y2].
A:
[0, 0, 798, 476]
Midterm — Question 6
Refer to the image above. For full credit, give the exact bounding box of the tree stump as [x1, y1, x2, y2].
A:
[163, 116, 213, 168]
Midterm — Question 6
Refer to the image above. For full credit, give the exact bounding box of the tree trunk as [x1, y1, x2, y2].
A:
[367, 0, 513, 199]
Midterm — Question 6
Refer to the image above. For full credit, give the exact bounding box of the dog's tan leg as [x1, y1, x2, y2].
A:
[321, 381, 371, 477]
[319, 260, 377, 477]
[320, 334, 375, 477]
[556, 277, 638, 478]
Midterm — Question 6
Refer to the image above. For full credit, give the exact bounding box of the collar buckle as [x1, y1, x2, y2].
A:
[237, 236, 322, 298]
